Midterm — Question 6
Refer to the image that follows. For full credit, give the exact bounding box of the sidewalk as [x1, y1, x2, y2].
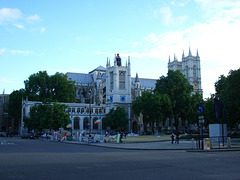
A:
[62, 140, 193, 150]
[61, 139, 240, 151]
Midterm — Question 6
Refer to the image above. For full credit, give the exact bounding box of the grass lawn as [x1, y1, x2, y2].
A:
[105, 135, 171, 143]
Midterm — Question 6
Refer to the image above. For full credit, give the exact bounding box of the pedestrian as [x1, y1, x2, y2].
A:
[175, 131, 179, 144]
[171, 132, 174, 144]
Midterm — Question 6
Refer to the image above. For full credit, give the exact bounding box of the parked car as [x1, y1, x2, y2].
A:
[21, 133, 29, 139]
[0, 132, 6, 137]
[21, 133, 37, 139]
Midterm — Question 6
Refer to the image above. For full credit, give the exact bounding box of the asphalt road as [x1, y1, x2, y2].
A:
[1, 137, 240, 180]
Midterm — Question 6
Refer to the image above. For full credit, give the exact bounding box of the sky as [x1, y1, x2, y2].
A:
[1, 0, 240, 99]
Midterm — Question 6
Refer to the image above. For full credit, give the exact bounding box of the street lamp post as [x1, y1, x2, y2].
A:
[89, 89, 92, 134]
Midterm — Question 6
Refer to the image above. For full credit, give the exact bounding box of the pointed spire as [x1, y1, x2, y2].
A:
[97, 71, 101, 80]
[174, 54, 177, 61]
[168, 55, 170, 63]
[182, 50, 185, 58]
[106, 57, 109, 67]
[125, 60, 127, 67]
[135, 73, 139, 82]
[189, 47, 192, 56]
[196, 49, 199, 57]
[128, 56, 130, 65]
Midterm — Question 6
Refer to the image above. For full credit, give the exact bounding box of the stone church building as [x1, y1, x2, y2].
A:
[21, 48, 202, 134]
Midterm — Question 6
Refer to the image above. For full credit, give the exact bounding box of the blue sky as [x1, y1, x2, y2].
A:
[1, 0, 240, 99]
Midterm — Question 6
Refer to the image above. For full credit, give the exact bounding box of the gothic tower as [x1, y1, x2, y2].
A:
[168, 48, 203, 96]
[106, 54, 132, 131]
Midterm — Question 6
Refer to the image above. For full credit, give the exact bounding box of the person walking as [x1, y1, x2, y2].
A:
[175, 131, 180, 144]
[171, 132, 175, 144]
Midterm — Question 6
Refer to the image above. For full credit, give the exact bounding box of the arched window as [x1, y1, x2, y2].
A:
[72, 108, 75, 113]
[84, 117, 89, 129]
[119, 71, 126, 89]
[74, 117, 80, 130]
[81, 108, 84, 114]
[185, 66, 189, 80]
[193, 65, 197, 78]
[93, 117, 99, 130]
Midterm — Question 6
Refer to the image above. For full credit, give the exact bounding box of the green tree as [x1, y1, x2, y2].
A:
[132, 91, 171, 133]
[215, 68, 240, 129]
[204, 95, 215, 126]
[8, 89, 26, 132]
[184, 93, 203, 127]
[24, 71, 51, 101]
[24, 71, 75, 103]
[50, 72, 75, 102]
[154, 70, 193, 130]
[24, 102, 70, 131]
[103, 107, 128, 132]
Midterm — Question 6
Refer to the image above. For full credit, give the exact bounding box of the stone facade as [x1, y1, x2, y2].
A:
[21, 54, 156, 133]
[21, 50, 202, 134]
[168, 48, 203, 95]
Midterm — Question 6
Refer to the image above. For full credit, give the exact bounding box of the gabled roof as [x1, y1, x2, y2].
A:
[131, 77, 157, 89]
[89, 66, 106, 74]
[67, 72, 93, 84]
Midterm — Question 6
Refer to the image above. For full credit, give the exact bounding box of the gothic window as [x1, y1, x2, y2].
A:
[93, 117, 99, 130]
[77, 108, 80, 113]
[81, 108, 84, 114]
[110, 72, 113, 90]
[193, 65, 197, 78]
[74, 117, 80, 130]
[119, 71, 126, 89]
[185, 66, 189, 80]
[72, 108, 75, 113]
[68, 108, 71, 113]
[83, 117, 89, 129]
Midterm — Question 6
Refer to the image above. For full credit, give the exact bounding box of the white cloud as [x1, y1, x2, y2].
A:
[127, 7, 240, 98]
[157, 6, 188, 25]
[0, 8, 22, 23]
[194, 0, 240, 17]
[0, 48, 6, 54]
[40, 27, 46, 33]
[10, 50, 33, 55]
[0, 77, 14, 83]
[26, 14, 41, 23]
[0, 8, 43, 33]
[14, 24, 24, 29]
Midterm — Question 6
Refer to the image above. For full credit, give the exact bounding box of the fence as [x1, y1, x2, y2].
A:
[192, 136, 232, 150]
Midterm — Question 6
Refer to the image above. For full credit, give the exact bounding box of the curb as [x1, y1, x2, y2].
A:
[57, 140, 240, 152]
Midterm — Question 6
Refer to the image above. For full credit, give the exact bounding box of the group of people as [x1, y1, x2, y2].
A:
[171, 131, 180, 144]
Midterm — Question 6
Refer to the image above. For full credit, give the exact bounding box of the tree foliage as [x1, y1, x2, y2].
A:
[24, 71, 75, 103]
[103, 107, 128, 132]
[184, 93, 203, 126]
[24, 102, 70, 131]
[154, 70, 193, 130]
[214, 68, 240, 128]
[8, 89, 25, 121]
[132, 91, 171, 132]
[204, 95, 215, 126]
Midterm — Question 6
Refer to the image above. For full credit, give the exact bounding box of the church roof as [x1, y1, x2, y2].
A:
[89, 66, 106, 74]
[67, 72, 93, 84]
[132, 77, 157, 89]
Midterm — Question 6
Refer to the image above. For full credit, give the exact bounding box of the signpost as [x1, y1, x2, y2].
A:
[198, 104, 204, 150]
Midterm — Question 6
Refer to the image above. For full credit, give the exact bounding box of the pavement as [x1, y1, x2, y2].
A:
[61, 139, 240, 152]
